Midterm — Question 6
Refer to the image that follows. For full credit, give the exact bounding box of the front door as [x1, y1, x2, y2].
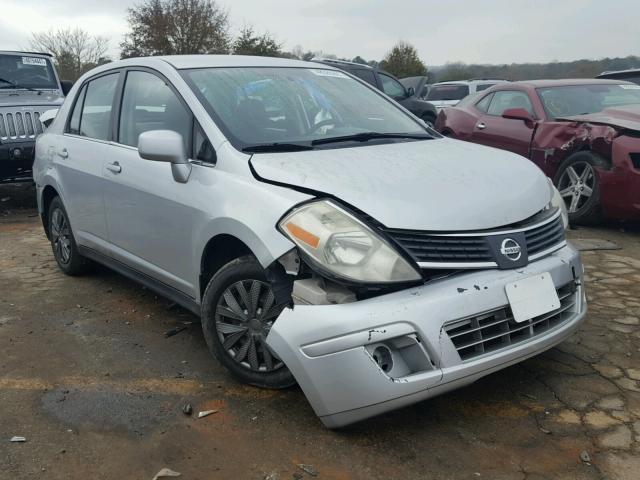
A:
[101, 69, 199, 296]
[471, 90, 536, 158]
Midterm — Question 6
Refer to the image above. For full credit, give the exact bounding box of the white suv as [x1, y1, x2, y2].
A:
[33, 55, 583, 428]
[426, 79, 509, 110]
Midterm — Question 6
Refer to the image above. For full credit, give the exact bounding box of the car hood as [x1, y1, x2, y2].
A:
[558, 105, 640, 131]
[0, 90, 64, 108]
[250, 138, 551, 231]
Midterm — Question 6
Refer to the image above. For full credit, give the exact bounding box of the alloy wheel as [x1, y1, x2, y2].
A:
[557, 161, 595, 213]
[51, 208, 72, 264]
[215, 279, 285, 372]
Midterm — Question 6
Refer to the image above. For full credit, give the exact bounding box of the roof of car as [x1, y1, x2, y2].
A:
[506, 78, 633, 88]
[597, 68, 640, 77]
[0, 50, 53, 57]
[156, 54, 326, 70]
[312, 58, 374, 70]
[432, 79, 508, 86]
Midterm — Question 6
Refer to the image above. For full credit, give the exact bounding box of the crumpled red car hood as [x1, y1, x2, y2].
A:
[558, 105, 640, 131]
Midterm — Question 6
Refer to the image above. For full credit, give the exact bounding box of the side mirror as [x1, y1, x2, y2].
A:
[406, 86, 415, 97]
[39, 108, 58, 129]
[138, 130, 191, 183]
[502, 108, 535, 128]
[60, 80, 74, 96]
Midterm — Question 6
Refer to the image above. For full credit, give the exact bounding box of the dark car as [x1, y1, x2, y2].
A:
[312, 59, 438, 126]
[0, 51, 70, 183]
[435, 79, 640, 223]
[400, 75, 430, 99]
[597, 68, 640, 85]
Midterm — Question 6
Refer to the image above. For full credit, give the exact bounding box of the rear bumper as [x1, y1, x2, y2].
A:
[0, 141, 35, 182]
[267, 244, 586, 428]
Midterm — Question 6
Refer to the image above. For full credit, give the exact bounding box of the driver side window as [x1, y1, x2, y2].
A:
[118, 70, 191, 150]
[379, 74, 406, 98]
[486, 91, 534, 116]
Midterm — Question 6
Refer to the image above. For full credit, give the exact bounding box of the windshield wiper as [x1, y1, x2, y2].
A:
[242, 142, 315, 153]
[311, 132, 433, 146]
[0, 77, 41, 93]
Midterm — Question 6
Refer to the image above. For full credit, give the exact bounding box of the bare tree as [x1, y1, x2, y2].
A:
[121, 0, 230, 58]
[30, 28, 109, 80]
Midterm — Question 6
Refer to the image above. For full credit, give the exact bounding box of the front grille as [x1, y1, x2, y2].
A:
[0, 109, 44, 142]
[524, 216, 565, 257]
[382, 211, 565, 268]
[386, 232, 494, 264]
[444, 282, 578, 361]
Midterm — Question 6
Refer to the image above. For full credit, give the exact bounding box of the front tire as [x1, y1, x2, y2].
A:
[554, 152, 605, 224]
[48, 196, 90, 275]
[421, 113, 436, 128]
[201, 256, 295, 389]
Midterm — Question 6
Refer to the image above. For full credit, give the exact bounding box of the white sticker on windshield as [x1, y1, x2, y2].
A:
[22, 57, 47, 66]
[310, 69, 349, 79]
[619, 84, 640, 89]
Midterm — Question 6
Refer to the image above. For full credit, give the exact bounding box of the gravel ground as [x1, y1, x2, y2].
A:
[1, 182, 639, 480]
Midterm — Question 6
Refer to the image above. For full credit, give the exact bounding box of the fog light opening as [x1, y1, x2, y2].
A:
[372, 345, 393, 373]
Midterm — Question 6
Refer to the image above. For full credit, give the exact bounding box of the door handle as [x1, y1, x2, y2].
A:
[106, 161, 122, 174]
[57, 148, 68, 158]
[476, 122, 486, 130]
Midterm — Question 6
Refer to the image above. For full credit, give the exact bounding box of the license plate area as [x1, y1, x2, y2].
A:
[505, 272, 560, 323]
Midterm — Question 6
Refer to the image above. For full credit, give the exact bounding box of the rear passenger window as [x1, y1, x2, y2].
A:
[118, 71, 191, 149]
[79, 73, 119, 141]
[67, 84, 87, 135]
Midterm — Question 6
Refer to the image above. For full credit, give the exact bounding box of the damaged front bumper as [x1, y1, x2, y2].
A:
[266, 244, 586, 428]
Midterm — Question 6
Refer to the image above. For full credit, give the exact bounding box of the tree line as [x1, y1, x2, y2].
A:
[27, 0, 639, 83]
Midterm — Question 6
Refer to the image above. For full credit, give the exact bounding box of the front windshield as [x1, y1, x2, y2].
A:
[181, 67, 427, 149]
[537, 83, 640, 119]
[0, 54, 58, 90]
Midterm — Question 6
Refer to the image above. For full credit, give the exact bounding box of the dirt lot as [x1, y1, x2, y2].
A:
[1, 182, 639, 480]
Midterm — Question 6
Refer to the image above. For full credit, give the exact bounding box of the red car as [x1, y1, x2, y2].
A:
[435, 79, 640, 223]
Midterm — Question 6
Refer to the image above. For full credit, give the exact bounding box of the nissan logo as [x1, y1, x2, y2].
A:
[500, 238, 522, 261]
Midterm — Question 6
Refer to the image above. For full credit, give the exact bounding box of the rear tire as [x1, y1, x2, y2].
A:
[553, 152, 606, 225]
[201, 255, 295, 389]
[48, 196, 90, 275]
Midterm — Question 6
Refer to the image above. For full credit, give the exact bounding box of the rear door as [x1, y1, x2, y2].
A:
[101, 68, 201, 296]
[470, 89, 536, 157]
[55, 71, 120, 251]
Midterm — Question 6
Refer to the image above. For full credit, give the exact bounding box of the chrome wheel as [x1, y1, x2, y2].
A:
[50, 208, 72, 265]
[215, 279, 285, 372]
[557, 161, 595, 213]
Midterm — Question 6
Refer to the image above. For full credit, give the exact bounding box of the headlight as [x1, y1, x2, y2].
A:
[279, 200, 421, 283]
[548, 178, 569, 229]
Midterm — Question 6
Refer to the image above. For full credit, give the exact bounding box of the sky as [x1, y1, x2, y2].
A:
[1, 0, 638, 66]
